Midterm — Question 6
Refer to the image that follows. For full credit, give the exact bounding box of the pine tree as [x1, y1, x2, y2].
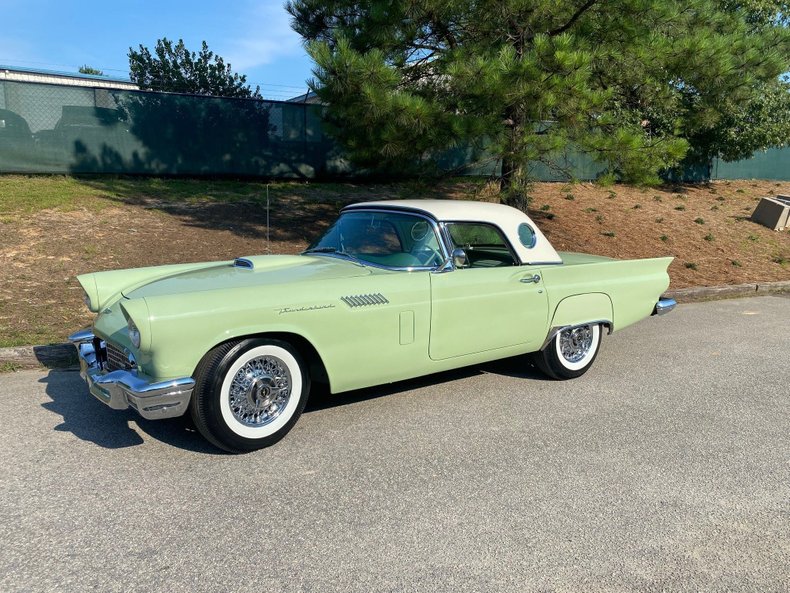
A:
[288, 0, 790, 206]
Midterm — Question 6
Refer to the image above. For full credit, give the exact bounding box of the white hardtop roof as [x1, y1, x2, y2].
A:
[345, 199, 562, 265]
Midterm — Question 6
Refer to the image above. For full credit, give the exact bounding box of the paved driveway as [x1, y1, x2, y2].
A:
[1, 296, 788, 592]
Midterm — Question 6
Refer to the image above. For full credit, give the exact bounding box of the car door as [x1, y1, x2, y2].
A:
[428, 222, 549, 361]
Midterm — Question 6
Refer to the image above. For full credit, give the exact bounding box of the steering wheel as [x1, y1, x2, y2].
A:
[412, 246, 443, 267]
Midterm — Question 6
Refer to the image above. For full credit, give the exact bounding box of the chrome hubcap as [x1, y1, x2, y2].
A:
[559, 326, 593, 363]
[229, 356, 291, 427]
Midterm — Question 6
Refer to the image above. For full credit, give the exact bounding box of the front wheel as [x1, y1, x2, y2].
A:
[190, 339, 310, 453]
[533, 324, 602, 380]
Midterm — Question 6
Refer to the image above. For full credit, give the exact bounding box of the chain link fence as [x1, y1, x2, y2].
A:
[1, 78, 788, 181]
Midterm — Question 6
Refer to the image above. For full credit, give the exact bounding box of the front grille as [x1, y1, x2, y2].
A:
[106, 341, 134, 371]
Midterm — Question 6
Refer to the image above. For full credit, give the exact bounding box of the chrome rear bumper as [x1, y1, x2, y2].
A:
[68, 330, 194, 420]
[652, 297, 677, 316]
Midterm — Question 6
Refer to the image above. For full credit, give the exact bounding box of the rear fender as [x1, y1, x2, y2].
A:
[543, 293, 613, 349]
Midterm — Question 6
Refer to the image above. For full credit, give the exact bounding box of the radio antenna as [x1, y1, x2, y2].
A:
[266, 184, 270, 255]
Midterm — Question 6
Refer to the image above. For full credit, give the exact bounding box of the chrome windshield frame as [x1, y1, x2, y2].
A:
[302, 208, 450, 272]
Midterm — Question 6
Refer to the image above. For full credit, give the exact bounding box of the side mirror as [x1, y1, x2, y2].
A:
[451, 248, 469, 269]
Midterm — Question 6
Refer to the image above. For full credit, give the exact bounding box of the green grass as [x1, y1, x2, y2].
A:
[0, 329, 55, 349]
[0, 175, 392, 219]
[0, 175, 114, 215]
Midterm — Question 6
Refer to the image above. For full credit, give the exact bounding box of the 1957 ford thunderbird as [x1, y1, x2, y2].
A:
[70, 199, 676, 452]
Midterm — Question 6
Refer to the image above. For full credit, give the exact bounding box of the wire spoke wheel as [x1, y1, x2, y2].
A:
[228, 355, 292, 427]
[558, 326, 594, 364]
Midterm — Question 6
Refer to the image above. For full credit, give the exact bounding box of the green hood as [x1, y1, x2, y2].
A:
[123, 255, 371, 300]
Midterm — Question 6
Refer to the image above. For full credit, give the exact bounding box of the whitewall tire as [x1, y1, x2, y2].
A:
[533, 324, 602, 380]
[190, 338, 310, 452]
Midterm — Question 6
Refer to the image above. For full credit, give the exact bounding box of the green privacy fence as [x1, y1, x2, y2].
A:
[0, 79, 347, 178]
[0, 78, 788, 181]
[712, 148, 790, 181]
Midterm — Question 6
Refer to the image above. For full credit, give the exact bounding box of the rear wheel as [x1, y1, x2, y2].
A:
[533, 324, 602, 380]
[190, 338, 310, 453]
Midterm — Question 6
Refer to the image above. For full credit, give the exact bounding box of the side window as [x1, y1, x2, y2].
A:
[446, 222, 518, 267]
[518, 223, 537, 248]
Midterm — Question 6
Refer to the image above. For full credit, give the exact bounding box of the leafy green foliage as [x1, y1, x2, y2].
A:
[288, 0, 790, 204]
[128, 38, 261, 98]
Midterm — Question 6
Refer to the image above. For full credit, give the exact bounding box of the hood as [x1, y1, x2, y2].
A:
[123, 254, 370, 300]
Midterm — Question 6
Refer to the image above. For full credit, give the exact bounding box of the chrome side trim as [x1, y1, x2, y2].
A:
[540, 320, 613, 351]
[306, 252, 437, 272]
[652, 297, 677, 316]
[69, 331, 194, 420]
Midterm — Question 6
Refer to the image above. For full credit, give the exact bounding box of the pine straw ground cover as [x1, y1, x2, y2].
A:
[0, 175, 788, 349]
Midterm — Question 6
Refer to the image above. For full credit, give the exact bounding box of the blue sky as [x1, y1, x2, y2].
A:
[0, 0, 314, 100]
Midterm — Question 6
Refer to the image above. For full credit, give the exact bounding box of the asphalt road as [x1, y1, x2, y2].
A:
[1, 296, 788, 593]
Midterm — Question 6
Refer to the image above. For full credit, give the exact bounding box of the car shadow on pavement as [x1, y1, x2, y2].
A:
[38, 356, 546, 451]
[305, 354, 548, 413]
[38, 370, 220, 454]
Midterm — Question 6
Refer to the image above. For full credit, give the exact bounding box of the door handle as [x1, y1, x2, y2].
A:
[520, 274, 541, 284]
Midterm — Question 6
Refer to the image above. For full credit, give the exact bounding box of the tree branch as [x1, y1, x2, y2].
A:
[546, 0, 599, 38]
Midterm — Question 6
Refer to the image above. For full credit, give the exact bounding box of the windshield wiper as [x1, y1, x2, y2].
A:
[303, 247, 367, 266]
[304, 247, 339, 253]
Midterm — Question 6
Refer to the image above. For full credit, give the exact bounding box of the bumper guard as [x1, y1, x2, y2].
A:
[68, 330, 194, 420]
[652, 297, 677, 316]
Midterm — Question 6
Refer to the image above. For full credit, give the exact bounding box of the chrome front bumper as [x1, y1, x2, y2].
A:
[68, 330, 194, 420]
[652, 297, 677, 316]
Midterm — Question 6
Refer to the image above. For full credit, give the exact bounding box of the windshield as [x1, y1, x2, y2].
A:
[305, 210, 444, 269]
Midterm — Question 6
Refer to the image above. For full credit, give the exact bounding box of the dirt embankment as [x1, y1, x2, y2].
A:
[0, 176, 788, 349]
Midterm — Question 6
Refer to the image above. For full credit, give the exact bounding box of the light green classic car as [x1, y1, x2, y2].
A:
[70, 199, 676, 452]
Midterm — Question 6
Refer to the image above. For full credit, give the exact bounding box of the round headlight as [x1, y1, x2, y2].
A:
[127, 318, 141, 349]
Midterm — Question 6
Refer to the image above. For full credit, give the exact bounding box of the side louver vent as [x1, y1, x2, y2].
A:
[341, 293, 389, 308]
[234, 258, 254, 270]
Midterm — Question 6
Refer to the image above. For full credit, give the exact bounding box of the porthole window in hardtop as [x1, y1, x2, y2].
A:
[518, 223, 537, 248]
[446, 222, 518, 267]
[306, 210, 443, 268]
